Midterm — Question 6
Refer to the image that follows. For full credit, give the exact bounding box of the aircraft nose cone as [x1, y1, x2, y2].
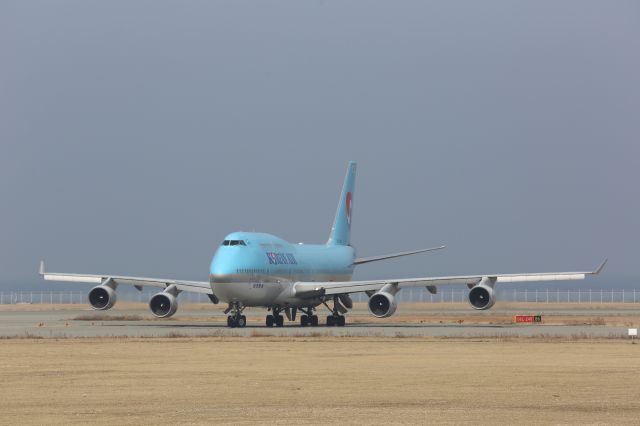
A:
[209, 251, 236, 282]
[210, 264, 233, 282]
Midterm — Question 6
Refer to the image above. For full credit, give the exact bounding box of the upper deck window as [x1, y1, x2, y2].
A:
[222, 240, 246, 246]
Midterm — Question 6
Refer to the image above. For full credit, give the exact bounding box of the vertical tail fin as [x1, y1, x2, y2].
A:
[328, 161, 357, 246]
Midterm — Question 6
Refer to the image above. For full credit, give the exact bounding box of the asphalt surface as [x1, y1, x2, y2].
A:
[1, 305, 638, 338]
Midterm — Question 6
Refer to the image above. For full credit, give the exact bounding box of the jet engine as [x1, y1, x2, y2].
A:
[149, 291, 178, 318]
[468, 280, 496, 310]
[88, 285, 117, 310]
[368, 290, 398, 318]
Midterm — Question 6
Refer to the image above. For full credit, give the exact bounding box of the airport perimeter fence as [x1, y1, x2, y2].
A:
[1, 288, 640, 305]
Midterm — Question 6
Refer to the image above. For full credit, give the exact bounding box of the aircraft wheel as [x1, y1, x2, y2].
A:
[227, 316, 237, 328]
[310, 315, 319, 326]
[300, 315, 309, 327]
[276, 315, 284, 327]
[266, 315, 274, 327]
[237, 315, 247, 328]
[338, 316, 346, 327]
[326, 316, 334, 326]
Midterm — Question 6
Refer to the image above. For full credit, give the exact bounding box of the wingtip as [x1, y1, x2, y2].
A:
[594, 258, 608, 275]
[39, 260, 45, 275]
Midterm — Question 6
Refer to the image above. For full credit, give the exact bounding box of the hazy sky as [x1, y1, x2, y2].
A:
[1, 1, 639, 290]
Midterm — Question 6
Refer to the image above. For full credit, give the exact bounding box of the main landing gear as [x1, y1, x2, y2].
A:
[265, 307, 319, 327]
[226, 302, 247, 328]
[299, 307, 319, 327]
[326, 315, 345, 327]
[323, 296, 346, 327]
[266, 313, 284, 327]
[266, 307, 284, 327]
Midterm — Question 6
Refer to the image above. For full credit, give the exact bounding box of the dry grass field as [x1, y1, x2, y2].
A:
[1, 337, 639, 425]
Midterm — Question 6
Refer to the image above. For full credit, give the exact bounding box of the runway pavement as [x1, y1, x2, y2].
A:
[1, 303, 638, 338]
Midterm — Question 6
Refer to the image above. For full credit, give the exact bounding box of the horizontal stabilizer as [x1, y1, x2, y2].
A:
[353, 246, 445, 265]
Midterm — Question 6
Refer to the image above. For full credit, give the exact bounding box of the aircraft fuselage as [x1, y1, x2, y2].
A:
[209, 232, 354, 308]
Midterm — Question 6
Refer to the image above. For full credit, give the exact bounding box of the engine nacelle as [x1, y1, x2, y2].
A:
[88, 285, 117, 310]
[149, 292, 178, 318]
[368, 291, 398, 318]
[468, 283, 496, 310]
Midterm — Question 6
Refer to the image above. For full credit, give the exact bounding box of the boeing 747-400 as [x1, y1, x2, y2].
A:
[40, 162, 606, 327]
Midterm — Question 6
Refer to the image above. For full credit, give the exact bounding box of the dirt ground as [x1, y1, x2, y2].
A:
[1, 337, 639, 425]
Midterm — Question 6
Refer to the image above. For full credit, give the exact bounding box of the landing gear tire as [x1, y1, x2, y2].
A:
[326, 316, 334, 326]
[310, 315, 319, 326]
[266, 315, 274, 327]
[228, 314, 246, 328]
[275, 315, 284, 327]
[227, 316, 237, 328]
[237, 315, 247, 328]
[300, 315, 309, 327]
[326, 315, 345, 327]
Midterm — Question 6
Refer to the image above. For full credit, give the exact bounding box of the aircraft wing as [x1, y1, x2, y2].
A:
[293, 259, 607, 297]
[39, 261, 213, 294]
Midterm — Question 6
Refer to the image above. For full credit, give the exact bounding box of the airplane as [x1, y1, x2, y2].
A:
[40, 161, 607, 328]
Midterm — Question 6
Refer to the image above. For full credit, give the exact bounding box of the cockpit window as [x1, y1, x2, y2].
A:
[222, 240, 246, 246]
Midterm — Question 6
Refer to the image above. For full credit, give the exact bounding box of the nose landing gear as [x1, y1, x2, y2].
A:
[226, 302, 246, 328]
